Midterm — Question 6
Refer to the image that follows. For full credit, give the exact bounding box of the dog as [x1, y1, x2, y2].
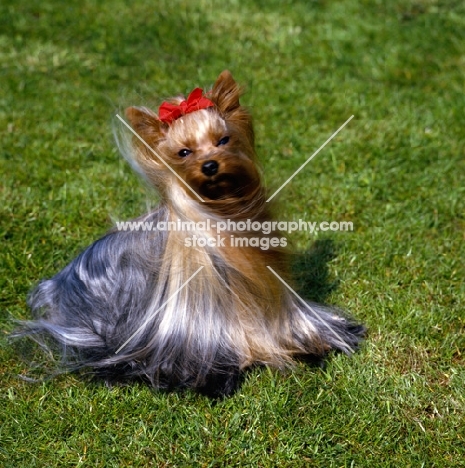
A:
[16, 71, 364, 397]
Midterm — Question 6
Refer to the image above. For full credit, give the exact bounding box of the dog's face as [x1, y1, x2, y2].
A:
[160, 106, 259, 201]
[125, 71, 261, 202]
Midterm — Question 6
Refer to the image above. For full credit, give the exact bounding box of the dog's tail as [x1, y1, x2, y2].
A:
[302, 301, 364, 353]
[285, 297, 365, 362]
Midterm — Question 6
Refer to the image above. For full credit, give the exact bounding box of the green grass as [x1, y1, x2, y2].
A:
[1, 0, 465, 466]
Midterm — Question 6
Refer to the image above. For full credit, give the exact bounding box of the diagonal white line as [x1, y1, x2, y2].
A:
[115, 266, 204, 355]
[266, 266, 354, 351]
[116, 114, 205, 202]
[266, 115, 354, 203]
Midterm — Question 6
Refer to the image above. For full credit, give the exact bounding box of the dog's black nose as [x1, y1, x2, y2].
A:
[201, 160, 219, 176]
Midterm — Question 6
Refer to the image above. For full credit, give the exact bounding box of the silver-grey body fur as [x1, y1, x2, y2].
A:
[20, 202, 363, 396]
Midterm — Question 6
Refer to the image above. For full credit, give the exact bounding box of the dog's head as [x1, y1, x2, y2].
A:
[125, 71, 262, 204]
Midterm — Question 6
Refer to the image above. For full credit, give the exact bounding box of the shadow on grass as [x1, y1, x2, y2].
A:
[291, 238, 339, 304]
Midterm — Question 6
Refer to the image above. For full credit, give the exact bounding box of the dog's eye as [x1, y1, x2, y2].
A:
[217, 136, 230, 146]
[178, 149, 192, 158]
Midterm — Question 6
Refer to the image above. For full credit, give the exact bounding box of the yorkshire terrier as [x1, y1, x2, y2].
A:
[16, 71, 364, 397]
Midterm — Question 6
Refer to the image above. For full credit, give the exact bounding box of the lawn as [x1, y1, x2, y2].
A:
[1, 0, 464, 466]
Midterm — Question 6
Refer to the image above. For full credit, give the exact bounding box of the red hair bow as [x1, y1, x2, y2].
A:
[158, 88, 215, 124]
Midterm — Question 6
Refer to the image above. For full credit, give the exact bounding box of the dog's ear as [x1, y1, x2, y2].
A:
[125, 106, 166, 142]
[210, 70, 242, 114]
